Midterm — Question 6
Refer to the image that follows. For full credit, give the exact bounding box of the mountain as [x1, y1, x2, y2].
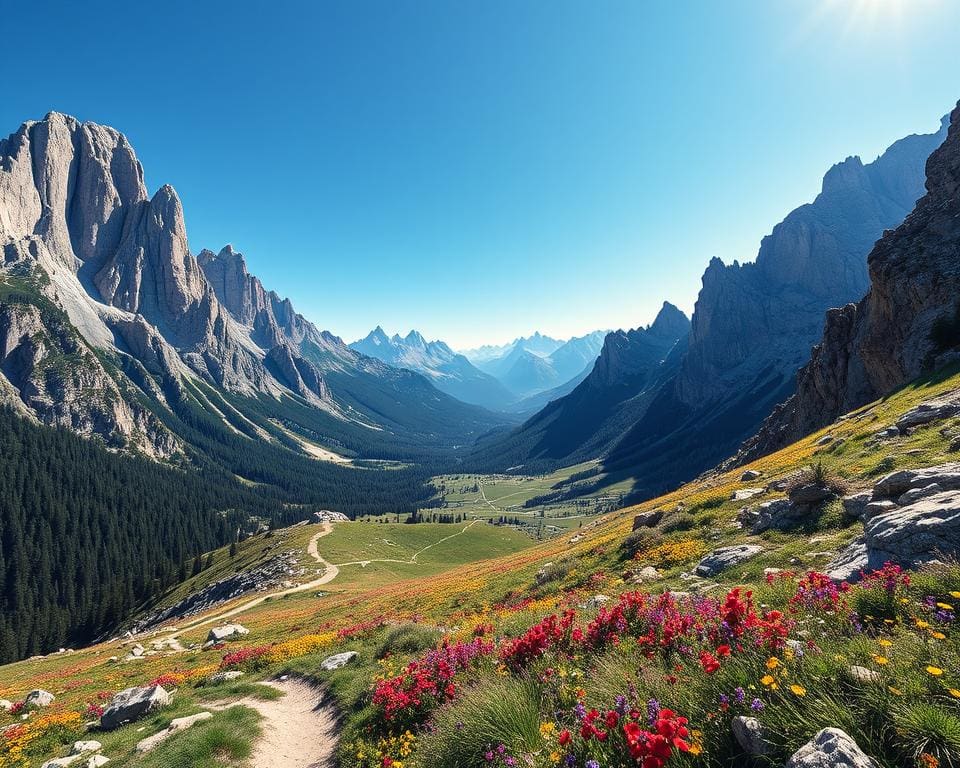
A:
[0, 112, 507, 465]
[737, 102, 960, 462]
[598, 113, 950, 495]
[349, 327, 515, 410]
[469, 330, 607, 399]
[472, 114, 948, 495]
[548, 330, 609, 382]
[464, 332, 563, 369]
[471, 302, 690, 471]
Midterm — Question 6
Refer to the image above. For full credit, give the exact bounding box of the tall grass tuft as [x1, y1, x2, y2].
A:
[414, 676, 543, 768]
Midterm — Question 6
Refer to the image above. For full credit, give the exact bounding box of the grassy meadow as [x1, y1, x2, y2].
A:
[3, 366, 960, 767]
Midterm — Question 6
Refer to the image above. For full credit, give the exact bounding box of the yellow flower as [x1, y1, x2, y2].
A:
[539, 722, 556, 738]
[949, 689, 960, 699]
[761, 674, 778, 689]
[931, 631, 947, 640]
[927, 666, 944, 676]
[936, 603, 954, 611]
[790, 684, 807, 697]
[917, 619, 931, 629]
[872, 655, 889, 665]
[689, 730, 704, 756]
[766, 657, 780, 670]
[950, 591, 960, 599]
[784, 648, 795, 661]
[877, 639, 892, 647]
[549, 751, 562, 763]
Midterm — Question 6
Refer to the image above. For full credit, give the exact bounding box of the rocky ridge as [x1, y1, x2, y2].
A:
[739, 102, 960, 461]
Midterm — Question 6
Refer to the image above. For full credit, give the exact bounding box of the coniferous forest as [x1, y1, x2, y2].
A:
[0, 406, 439, 662]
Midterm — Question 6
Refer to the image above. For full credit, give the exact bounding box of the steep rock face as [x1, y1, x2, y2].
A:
[676, 117, 948, 409]
[588, 302, 689, 389]
[0, 112, 147, 271]
[470, 302, 689, 470]
[599, 116, 948, 493]
[198, 245, 320, 349]
[740, 103, 960, 459]
[0, 300, 176, 457]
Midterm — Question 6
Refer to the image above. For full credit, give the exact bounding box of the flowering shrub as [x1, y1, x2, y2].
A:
[265, 632, 337, 664]
[543, 695, 693, 768]
[790, 571, 850, 614]
[350, 730, 416, 768]
[0, 711, 82, 768]
[372, 638, 494, 729]
[220, 644, 273, 672]
[499, 610, 578, 670]
[149, 672, 185, 688]
[634, 540, 705, 568]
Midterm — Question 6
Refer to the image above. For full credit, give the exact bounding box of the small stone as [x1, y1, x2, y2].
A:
[732, 487, 765, 501]
[631, 510, 663, 530]
[0, 700, 12, 712]
[740, 470, 762, 481]
[731, 715, 772, 756]
[72, 741, 102, 755]
[583, 594, 611, 609]
[136, 712, 213, 752]
[848, 665, 881, 684]
[205, 624, 249, 646]
[208, 671, 245, 684]
[320, 652, 358, 671]
[694, 545, 763, 577]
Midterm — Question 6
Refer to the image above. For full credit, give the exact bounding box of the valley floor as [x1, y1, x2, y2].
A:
[4, 366, 960, 767]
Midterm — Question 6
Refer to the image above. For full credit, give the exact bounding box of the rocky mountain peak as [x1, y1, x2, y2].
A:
[649, 301, 691, 340]
[736, 101, 960, 462]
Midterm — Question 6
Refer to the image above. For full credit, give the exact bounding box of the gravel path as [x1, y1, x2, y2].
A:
[239, 678, 338, 768]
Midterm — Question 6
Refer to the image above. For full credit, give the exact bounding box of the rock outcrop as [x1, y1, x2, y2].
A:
[828, 463, 960, 580]
[740, 103, 960, 460]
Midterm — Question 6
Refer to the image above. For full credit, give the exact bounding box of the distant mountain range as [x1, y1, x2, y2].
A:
[352, 328, 607, 411]
[466, 330, 607, 402]
[350, 327, 515, 410]
[472, 113, 950, 496]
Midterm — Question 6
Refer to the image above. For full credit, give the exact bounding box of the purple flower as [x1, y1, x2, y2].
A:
[647, 698, 661, 726]
[485, 752, 494, 762]
[734, 687, 746, 704]
[586, 762, 600, 768]
[573, 702, 587, 720]
[719, 693, 730, 707]
[751, 698, 765, 712]
[615, 695, 628, 715]
[564, 755, 576, 767]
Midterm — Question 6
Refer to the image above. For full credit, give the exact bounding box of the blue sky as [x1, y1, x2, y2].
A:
[2, 1, 958, 348]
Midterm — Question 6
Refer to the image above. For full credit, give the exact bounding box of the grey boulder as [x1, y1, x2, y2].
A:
[694, 545, 762, 577]
[24, 689, 55, 708]
[785, 728, 879, 768]
[100, 685, 172, 730]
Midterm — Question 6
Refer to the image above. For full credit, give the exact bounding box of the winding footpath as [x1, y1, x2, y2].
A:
[165, 523, 341, 639]
[238, 678, 338, 768]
